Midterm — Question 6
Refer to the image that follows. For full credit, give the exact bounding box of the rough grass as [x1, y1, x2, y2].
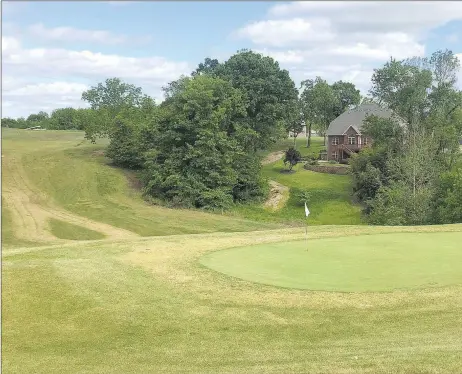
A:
[200, 231, 462, 292]
[48, 218, 106, 240]
[3, 224, 462, 373]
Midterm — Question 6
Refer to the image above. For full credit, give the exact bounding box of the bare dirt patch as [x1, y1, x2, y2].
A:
[262, 151, 284, 165]
[264, 180, 289, 211]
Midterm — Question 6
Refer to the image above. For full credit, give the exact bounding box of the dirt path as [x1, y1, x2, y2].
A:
[264, 180, 289, 211]
[2, 152, 139, 244]
[262, 151, 284, 165]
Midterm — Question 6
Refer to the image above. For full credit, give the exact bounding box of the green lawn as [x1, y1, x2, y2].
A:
[230, 160, 362, 225]
[260, 136, 326, 159]
[201, 232, 462, 292]
[48, 218, 106, 240]
[3, 224, 462, 373]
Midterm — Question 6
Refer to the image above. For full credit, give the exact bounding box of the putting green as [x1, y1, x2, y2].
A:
[200, 232, 462, 292]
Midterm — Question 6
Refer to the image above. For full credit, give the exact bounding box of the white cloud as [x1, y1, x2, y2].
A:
[235, 1, 462, 94]
[2, 36, 190, 118]
[29, 23, 130, 45]
[235, 18, 335, 47]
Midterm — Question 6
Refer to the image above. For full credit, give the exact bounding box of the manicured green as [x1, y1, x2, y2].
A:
[48, 218, 106, 240]
[201, 232, 462, 292]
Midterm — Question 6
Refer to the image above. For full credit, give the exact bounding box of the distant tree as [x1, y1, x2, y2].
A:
[81, 77, 146, 116]
[286, 100, 305, 147]
[192, 57, 220, 77]
[331, 80, 361, 117]
[300, 77, 337, 146]
[283, 147, 302, 171]
[27, 111, 49, 123]
[1, 117, 18, 128]
[49, 107, 79, 130]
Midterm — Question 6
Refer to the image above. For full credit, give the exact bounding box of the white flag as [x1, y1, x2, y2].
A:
[305, 202, 310, 217]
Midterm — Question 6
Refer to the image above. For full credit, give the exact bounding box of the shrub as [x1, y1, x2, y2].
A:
[283, 147, 302, 171]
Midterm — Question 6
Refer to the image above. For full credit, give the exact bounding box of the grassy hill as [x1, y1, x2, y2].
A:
[1, 129, 280, 245]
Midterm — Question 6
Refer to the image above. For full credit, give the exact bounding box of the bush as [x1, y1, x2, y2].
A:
[293, 188, 312, 206]
[283, 147, 302, 171]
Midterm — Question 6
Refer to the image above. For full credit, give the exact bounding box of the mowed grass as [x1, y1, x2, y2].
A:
[48, 218, 106, 240]
[201, 232, 462, 292]
[231, 160, 361, 225]
[3, 224, 462, 373]
[232, 136, 361, 225]
[2, 129, 280, 238]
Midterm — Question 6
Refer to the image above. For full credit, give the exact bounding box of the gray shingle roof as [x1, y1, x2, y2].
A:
[326, 103, 395, 136]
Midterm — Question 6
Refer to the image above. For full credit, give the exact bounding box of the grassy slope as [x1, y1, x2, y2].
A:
[2, 129, 280, 240]
[3, 224, 462, 373]
[232, 137, 362, 225]
[48, 218, 106, 240]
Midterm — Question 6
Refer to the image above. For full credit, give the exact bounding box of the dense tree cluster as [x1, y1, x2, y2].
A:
[83, 50, 299, 210]
[350, 50, 462, 225]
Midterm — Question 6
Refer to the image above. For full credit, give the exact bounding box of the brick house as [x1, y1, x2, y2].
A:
[326, 103, 395, 162]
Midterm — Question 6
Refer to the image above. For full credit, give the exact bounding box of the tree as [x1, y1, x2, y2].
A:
[81, 77, 146, 116]
[286, 100, 304, 147]
[331, 80, 361, 117]
[356, 50, 462, 225]
[1, 118, 18, 128]
[105, 117, 146, 169]
[300, 77, 337, 146]
[215, 50, 299, 151]
[27, 111, 49, 123]
[143, 74, 263, 210]
[192, 57, 220, 77]
[283, 147, 301, 171]
[49, 107, 79, 130]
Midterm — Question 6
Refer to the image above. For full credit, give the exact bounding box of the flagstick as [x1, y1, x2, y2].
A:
[305, 220, 308, 251]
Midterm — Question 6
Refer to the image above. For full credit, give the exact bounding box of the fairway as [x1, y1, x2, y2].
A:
[200, 232, 462, 292]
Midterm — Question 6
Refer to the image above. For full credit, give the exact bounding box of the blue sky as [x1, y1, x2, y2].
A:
[2, 1, 462, 118]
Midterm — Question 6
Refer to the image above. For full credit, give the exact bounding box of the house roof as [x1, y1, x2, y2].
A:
[326, 103, 395, 136]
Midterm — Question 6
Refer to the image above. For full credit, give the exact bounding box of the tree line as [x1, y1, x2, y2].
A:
[350, 50, 462, 225]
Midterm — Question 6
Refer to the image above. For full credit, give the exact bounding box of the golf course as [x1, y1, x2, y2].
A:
[2, 129, 462, 373]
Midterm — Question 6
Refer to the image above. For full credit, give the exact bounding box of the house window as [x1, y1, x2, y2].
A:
[348, 136, 356, 145]
[363, 137, 368, 145]
[332, 137, 339, 145]
[332, 151, 338, 160]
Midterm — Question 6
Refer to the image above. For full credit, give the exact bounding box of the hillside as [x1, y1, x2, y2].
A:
[2, 130, 363, 247]
[1, 129, 281, 246]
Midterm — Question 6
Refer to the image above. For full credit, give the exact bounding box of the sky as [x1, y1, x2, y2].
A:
[2, 1, 462, 118]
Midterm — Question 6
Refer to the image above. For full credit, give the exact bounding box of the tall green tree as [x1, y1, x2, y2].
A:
[331, 80, 361, 117]
[300, 77, 337, 146]
[215, 50, 299, 151]
[143, 74, 264, 210]
[81, 78, 146, 115]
